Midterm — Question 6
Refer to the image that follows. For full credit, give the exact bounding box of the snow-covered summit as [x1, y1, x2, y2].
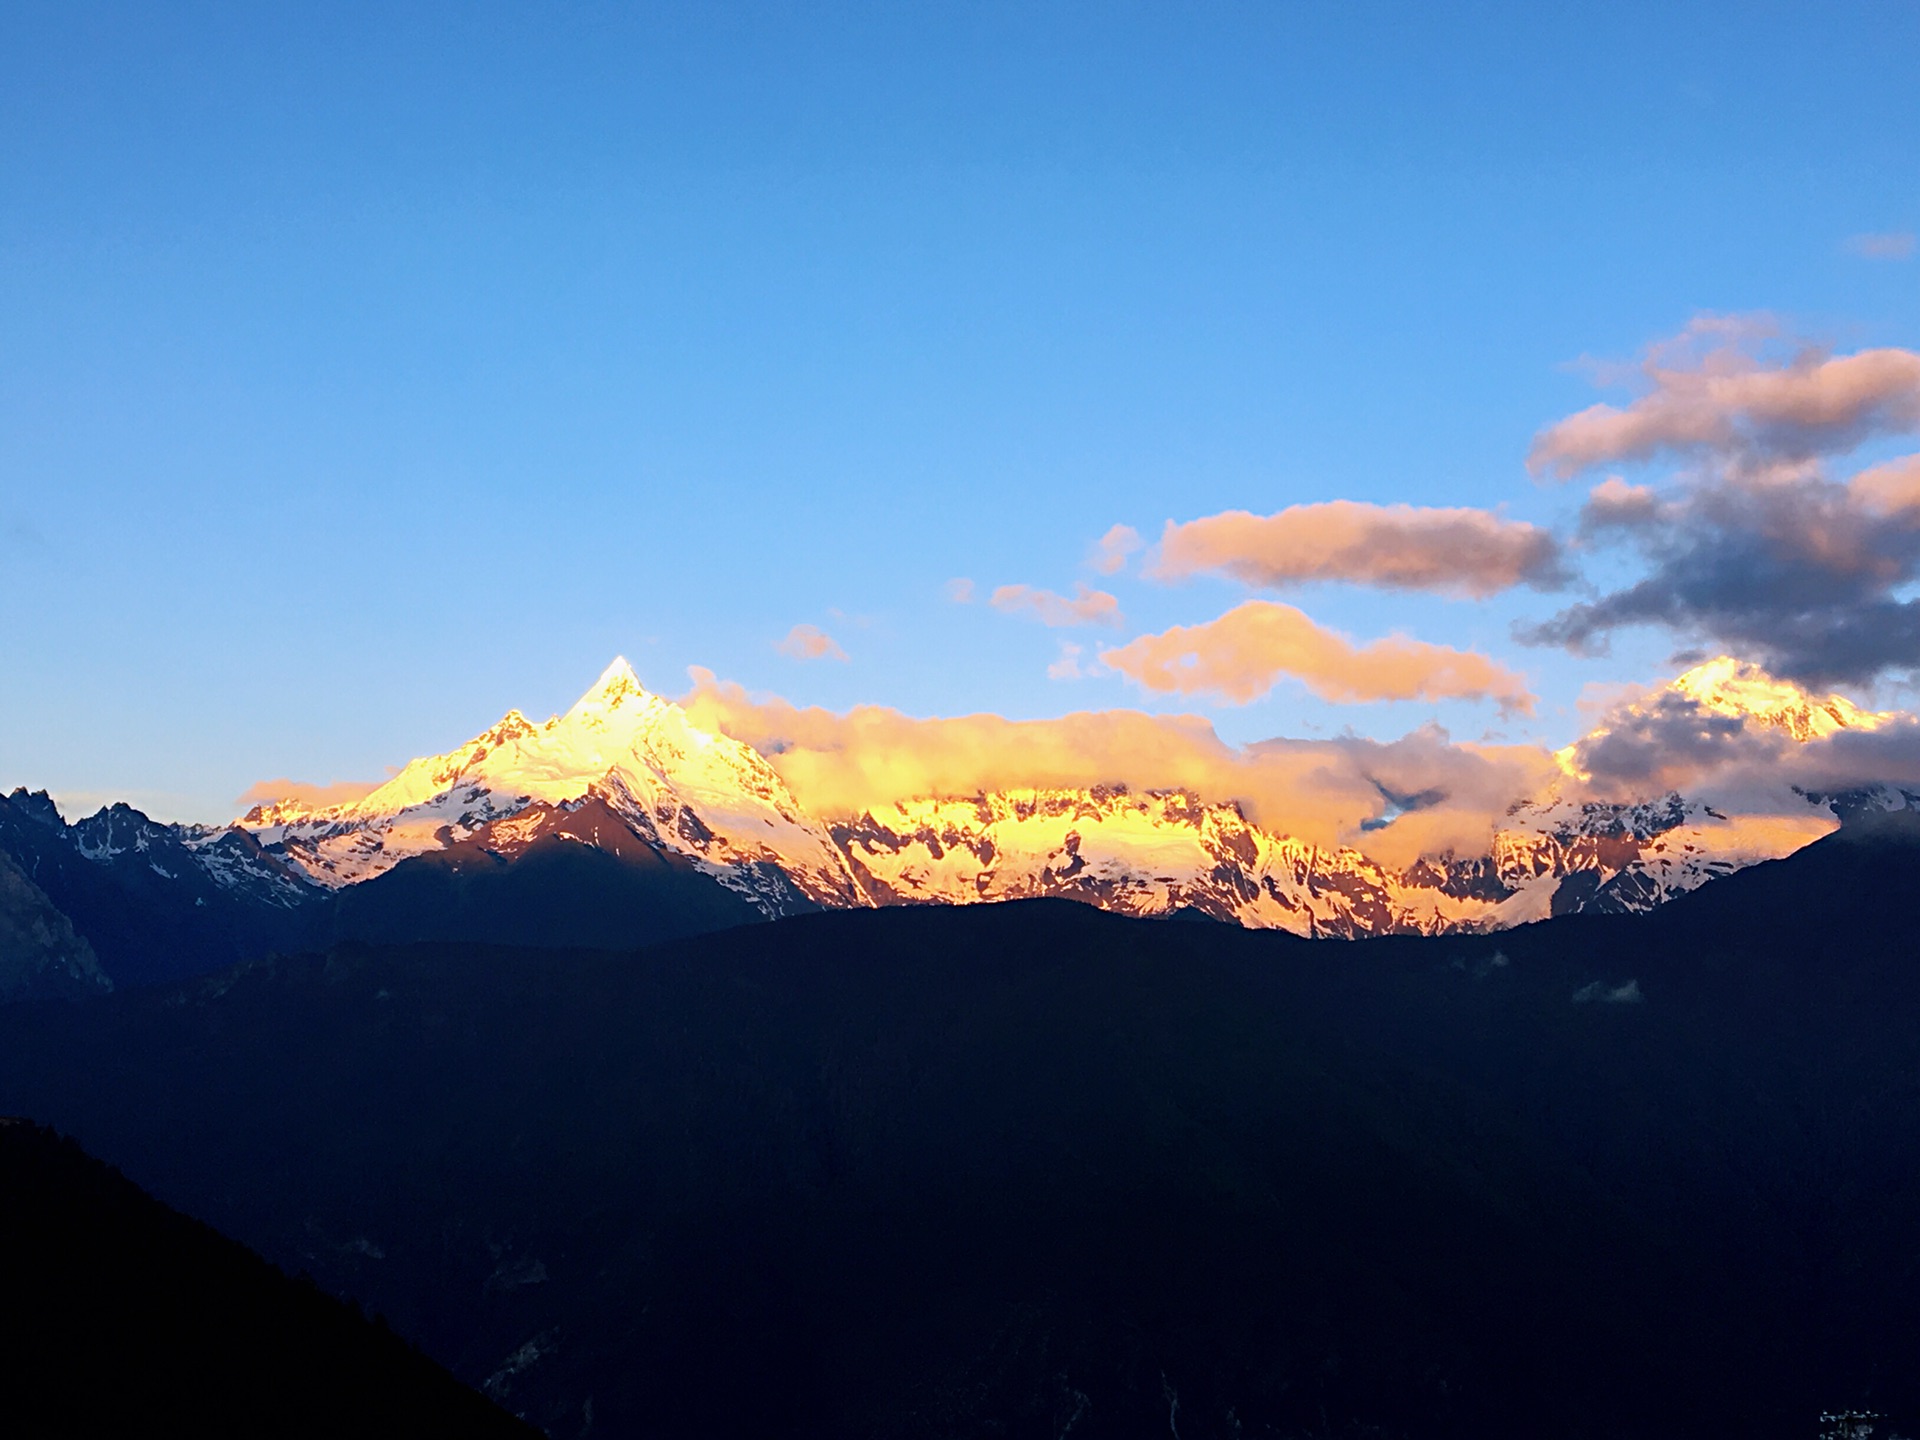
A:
[228, 654, 1912, 937]
[1666, 657, 1893, 740]
[239, 658, 860, 910]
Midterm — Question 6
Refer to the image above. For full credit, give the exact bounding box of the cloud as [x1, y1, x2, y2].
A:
[1528, 316, 1920, 479]
[1846, 231, 1916, 261]
[1046, 642, 1089, 681]
[1099, 600, 1537, 714]
[1518, 319, 1920, 684]
[989, 582, 1124, 628]
[1580, 476, 1660, 530]
[1573, 979, 1643, 1004]
[1555, 658, 1920, 803]
[1089, 524, 1143, 575]
[235, 777, 382, 811]
[1152, 501, 1567, 597]
[678, 655, 1920, 871]
[1848, 453, 1920, 515]
[678, 666, 1557, 866]
[776, 624, 849, 662]
[1565, 690, 1775, 793]
[1523, 456, 1920, 684]
[945, 577, 976, 604]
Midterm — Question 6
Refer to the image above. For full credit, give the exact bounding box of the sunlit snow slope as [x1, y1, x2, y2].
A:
[233, 657, 1912, 936]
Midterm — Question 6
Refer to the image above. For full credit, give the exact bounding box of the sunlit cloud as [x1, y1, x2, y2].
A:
[236, 777, 382, 811]
[1519, 318, 1920, 684]
[1554, 657, 1916, 801]
[1046, 642, 1090, 680]
[679, 666, 1555, 865]
[990, 582, 1124, 628]
[1089, 523, 1143, 575]
[1846, 231, 1916, 261]
[1527, 315, 1920, 479]
[776, 623, 849, 662]
[1099, 600, 1537, 714]
[1152, 501, 1567, 597]
[945, 577, 976, 603]
[678, 654, 1918, 870]
[1848, 452, 1920, 515]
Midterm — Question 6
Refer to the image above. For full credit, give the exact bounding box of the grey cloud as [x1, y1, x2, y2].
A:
[1522, 470, 1920, 686]
[1564, 681, 1920, 801]
[1573, 979, 1643, 1004]
[1571, 693, 1777, 790]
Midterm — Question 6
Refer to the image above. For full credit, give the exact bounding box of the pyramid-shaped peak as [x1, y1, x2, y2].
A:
[579, 656, 652, 707]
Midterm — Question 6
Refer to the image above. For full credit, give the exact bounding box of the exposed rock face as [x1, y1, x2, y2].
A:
[0, 849, 109, 1000]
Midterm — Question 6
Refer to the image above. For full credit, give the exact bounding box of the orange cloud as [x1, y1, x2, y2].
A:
[1089, 523, 1143, 575]
[776, 623, 849, 662]
[1098, 601, 1537, 714]
[1848, 453, 1920, 515]
[1528, 316, 1920, 479]
[989, 582, 1123, 628]
[1152, 501, 1565, 597]
[678, 666, 1556, 865]
[235, 777, 381, 810]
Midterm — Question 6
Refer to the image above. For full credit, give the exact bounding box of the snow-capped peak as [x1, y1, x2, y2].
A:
[1552, 656, 1895, 781]
[237, 659, 861, 909]
[570, 655, 651, 718]
[1667, 657, 1892, 741]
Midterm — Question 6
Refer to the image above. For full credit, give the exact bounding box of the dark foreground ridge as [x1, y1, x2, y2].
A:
[0, 1119, 536, 1439]
[2, 815, 1918, 1438]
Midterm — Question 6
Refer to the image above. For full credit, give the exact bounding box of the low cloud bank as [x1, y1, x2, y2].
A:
[235, 777, 381, 811]
[680, 657, 1920, 867]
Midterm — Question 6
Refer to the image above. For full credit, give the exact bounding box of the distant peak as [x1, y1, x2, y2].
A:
[564, 656, 660, 720]
[1668, 657, 1893, 740]
[596, 655, 640, 686]
[479, 710, 538, 745]
[5, 788, 65, 829]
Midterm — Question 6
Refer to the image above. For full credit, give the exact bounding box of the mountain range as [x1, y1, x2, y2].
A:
[4, 655, 1913, 994]
[5, 815, 1917, 1436]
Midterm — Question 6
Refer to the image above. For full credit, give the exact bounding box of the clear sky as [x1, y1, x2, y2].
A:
[4, 2, 1919, 823]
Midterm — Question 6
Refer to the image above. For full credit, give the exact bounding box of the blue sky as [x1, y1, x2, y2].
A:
[4, 2, 1919, 821]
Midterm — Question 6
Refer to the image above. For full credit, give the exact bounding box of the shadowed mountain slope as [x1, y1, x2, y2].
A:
[0, 1119, 538, 1440]
[0, 821, 1916, 1437]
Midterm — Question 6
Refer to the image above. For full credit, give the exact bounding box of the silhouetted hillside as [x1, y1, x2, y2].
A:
[0, 1119, 538, 1439]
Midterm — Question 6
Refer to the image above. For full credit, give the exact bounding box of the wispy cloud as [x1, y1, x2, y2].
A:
[1573, 979, 1643, 1004]
[1845, 231, 1915, 261]
[1046, 642, 1089, 680]
[945, 577, 976, 604]
[990, 582, 1124, 628]
[1099, 600, 1536, 714]
[776, 623, 849, 662]
[1151, 501, 1566, 598]
[1089, 523, 1143, 575]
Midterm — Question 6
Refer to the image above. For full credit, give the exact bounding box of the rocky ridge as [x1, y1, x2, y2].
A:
[227, 657, 1906, 938]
